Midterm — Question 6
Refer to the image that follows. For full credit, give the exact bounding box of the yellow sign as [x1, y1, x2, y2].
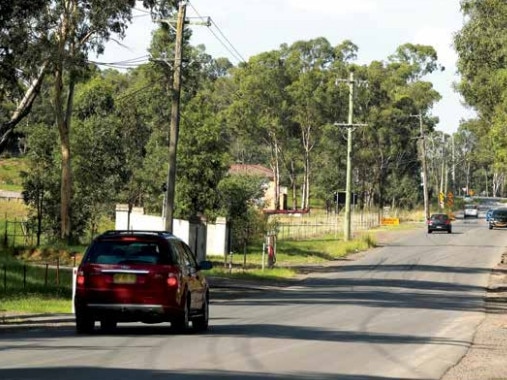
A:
[381, 217, 400, 226]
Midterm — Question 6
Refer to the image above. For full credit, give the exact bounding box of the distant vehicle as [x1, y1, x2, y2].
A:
[427, 213, 452, 234]
[74, 230, 213, 334]
[464, 204, 479, 218]
[488, 208, 507, 230]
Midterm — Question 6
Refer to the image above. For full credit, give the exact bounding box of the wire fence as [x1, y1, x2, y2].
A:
[0, 258, 73, 293]
[2, 218, 34, 247]
[275, 210, 381, 240]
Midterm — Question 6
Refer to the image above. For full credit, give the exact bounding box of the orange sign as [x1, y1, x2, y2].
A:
[381, 218, 400, 226]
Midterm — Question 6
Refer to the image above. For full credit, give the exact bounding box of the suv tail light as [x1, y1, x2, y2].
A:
[167, 272, 179, 287]
[76, 270, 85, 286]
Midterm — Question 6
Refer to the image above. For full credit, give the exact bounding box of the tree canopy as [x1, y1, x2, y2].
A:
[5, 1, 501, 245]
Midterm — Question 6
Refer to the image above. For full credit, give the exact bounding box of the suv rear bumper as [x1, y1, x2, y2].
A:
[75, 301, 182, 323]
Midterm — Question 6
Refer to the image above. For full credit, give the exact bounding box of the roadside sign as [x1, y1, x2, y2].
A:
[381, 217, 399, 226]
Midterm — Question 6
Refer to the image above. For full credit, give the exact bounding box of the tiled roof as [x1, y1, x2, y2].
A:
[229, 164, 274, 179]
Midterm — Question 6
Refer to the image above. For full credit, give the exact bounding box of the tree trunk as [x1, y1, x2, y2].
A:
[271, 134, 280, 210]
[287, 159, 297, 210]
[0, 61, 49, 149]
[300, 125, 312, 210]
[54, 3, 75, 242]
[55, 65, 73, 241]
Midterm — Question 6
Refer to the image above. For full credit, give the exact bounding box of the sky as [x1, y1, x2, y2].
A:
[98, 0, 476, 134]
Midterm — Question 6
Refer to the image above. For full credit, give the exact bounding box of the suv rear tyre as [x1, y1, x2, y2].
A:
[172, 296, 190, 332]
[76, 310, 94, 334]
[100, 319, 117, 332]
[192, 294, 209, 332]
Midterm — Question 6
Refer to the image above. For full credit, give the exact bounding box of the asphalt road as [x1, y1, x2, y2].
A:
[0, 217, 506, 380]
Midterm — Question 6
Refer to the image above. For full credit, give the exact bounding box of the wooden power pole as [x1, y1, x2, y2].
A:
[411, 113, 430, 220]
[164, 1, 187, 233]
[335, 72, 367, 241]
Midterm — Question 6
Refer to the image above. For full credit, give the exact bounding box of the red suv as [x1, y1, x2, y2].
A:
[74, 230, 212, 334]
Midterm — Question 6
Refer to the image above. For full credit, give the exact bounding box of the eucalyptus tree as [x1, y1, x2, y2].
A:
[0, 0, 49, 149]
[227, 50, 292, 211]
[353, 61, 422, 210]
[352, 43, 442, 211]
[175, 81, 232, 221]
[20, 122, 60, 245]
[173, 48, 234, 221]
[147, 22, 234, 220]
[71, 69, 152, 237]
[282, 37, 337, 210]
[454, 0, 507, 118]
[454, 0, 507, 191]
[425, 131, 451, 203]
[452, 128, 477, 196]
[1, 0, 174, 242]
[310, 40, 358, 210]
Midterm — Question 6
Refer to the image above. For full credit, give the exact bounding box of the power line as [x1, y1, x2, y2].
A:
[188, 1, 246, 64]
[208, 18, 246, 63]
[87, 55, 151, 69]
[115, 83, 154, 103]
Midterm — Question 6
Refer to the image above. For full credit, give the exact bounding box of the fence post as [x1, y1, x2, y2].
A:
[3, 218, 7, 247]
[23, 264, 26, 289]
[3, 264, 6, 289]
[13, 218, 17, 247]
[56, 257, 60, 286]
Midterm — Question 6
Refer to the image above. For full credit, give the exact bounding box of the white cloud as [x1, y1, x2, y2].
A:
[286, 0, 378, 15]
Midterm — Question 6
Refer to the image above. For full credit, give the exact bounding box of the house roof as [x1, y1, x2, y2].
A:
[229, 164, 274, 180]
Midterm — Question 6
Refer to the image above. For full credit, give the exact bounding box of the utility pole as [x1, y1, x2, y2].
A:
[451, 134, 456, 194]
[335, 72, 367, 241]
[164, 1, 187, 233]
[411, 113, 430, 220]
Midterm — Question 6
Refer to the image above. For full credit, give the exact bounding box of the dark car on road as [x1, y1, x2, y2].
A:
[74, 230, 213, 334]
[427, 213, 452, 234]
[488, 208, 507, 230]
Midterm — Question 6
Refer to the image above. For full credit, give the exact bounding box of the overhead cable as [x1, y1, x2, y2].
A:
[188, 1, 246, 64]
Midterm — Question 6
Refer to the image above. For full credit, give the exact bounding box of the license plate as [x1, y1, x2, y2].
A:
[113, 273, 137, 284]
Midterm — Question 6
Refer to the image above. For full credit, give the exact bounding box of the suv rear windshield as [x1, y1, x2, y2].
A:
[84, 239, 175, 265]
[493, 210, 507, 218]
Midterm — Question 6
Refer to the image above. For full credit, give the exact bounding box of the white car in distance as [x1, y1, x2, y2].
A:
[464, 204, 479, 218]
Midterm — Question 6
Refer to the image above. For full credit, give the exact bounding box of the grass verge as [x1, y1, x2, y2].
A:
[0, 254, 73, 314]
[0, 223, 419, 314]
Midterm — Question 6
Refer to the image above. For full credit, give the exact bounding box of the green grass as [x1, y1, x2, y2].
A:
[0, 255, 73, 314]
[0, 295, 72, 314]
[0, 157, 26, 191]
[209, 266, 298, 281]
[206, 231, 380, 281]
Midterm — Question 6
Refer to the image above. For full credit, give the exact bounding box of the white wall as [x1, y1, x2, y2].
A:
[114, 206, 228, 259]
[206, 217, 228, 256]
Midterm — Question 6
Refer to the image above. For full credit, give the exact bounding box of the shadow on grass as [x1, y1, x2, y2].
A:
[277, 247, 336, 260]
